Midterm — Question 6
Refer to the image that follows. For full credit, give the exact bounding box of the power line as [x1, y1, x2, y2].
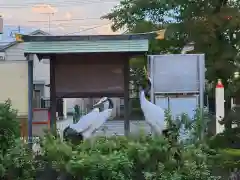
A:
[0, 0, 118, 9]
[47, 23, 107, 27]
[39, 23, 109, 29]
[65, 23, 111, 35]
[27, 17, 101, 23]
[0, 0, 113, 5]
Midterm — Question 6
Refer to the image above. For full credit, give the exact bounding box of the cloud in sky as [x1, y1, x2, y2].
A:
[0, 0, 120, 35]
[64, 12, 72, 20]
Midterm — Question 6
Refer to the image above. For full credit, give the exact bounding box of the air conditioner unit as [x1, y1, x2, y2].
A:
[0, 52, 5, 60]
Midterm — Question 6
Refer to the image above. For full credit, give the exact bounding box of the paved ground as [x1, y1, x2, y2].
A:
[56, 116, 152, 138]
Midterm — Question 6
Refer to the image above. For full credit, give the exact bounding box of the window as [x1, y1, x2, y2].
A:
[33, 90, 41, 108]
[120, 98, 124, 106]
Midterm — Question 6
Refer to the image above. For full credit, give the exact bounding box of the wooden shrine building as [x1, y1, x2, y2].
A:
[21, 34, 150, 139]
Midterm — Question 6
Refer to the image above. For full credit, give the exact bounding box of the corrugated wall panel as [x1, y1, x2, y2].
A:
[0, 61, 28, 116]
[24, 40, 148, 53]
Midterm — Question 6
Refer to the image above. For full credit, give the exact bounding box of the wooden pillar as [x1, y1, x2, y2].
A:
[50, 55, 57, 132]
[27, 54, 34, 145]
[124, 58, 130, 136]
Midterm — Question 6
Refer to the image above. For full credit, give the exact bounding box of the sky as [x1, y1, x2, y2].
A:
[0, 0, 121, 40]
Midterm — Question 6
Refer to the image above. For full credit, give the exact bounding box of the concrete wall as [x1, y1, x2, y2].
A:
[71, 97, 122, 117]
[33, 57, 50, 98]
[0, 61, 28, 116]
[4, 33, 50, 99]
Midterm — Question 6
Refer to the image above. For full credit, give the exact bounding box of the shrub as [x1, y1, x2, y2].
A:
[207, 126, 240, 178]
[39, 109, 220, 180]
[40, 132, 221, 180]
[0, 140, 35, 180]
[0, 100, 20, 155]
[208, 127, 240, 149]
[0, 100, 34, 180]
[0, 108, 224, 180]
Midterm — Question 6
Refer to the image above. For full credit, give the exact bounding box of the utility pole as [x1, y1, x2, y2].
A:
[48, 14, 51, 33]
[10, 26, 21, 38]
[0, 15, 3, 40]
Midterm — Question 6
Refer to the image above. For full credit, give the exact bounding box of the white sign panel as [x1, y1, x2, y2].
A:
[149, 54, 205, 93]
[169, 96, 198, 119]
[155, 95, 198, 120]
[155, 95, 169, 110]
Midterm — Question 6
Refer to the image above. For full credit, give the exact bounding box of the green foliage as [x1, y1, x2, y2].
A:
[0, 100, 34, 180]
[1, 140, 35, 180]
[219, 106, 240, 130]
[208, 127, 240, 149]
[207, 126, 240, 178]
[0, 100, 20, 155]
[41, 133, 220, 180]
[38, 110, 220, 180]
[0, 108, 231, 180]
[103, 0, 240, 96]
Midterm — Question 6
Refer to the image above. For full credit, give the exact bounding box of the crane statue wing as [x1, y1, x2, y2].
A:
[84, 109, 113, 138]
[69, 108, 100, 133]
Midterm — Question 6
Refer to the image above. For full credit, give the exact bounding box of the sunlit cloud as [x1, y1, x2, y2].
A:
[64, 12, 72, 20]
[0, 13, 12, 19]
[32, 4, 58, 14]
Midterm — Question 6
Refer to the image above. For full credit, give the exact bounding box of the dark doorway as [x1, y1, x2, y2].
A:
[56, 98, 64, 117]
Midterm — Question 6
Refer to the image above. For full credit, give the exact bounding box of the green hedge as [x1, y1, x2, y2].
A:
[0, 105, 239, 180]
[40, 133, 219, 180]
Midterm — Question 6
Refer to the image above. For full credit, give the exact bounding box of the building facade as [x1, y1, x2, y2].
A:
[0, 30, 68, 118]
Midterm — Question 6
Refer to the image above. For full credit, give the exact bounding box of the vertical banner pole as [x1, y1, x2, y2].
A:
[27, 55, 33, 147]
[215, 79, 225, 134]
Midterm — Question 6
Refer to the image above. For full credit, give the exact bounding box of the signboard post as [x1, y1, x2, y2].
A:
[215, 79, 225, 134]
[0, 16, 2, 34]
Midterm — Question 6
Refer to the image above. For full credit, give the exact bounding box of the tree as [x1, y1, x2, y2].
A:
[102, 0, 240, 98]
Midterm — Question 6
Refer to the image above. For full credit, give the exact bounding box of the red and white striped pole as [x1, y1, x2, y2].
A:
[215, 79, 225, 134]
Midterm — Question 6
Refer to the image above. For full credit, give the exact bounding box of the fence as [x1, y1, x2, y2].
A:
[40, 98, 64, 117]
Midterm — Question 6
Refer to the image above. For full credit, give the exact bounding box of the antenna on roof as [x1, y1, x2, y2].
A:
[10, 26, 21, 38]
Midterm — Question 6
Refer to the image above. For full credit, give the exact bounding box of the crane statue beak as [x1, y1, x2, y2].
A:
[93, 101, 102, 107]
[148, 77, 152, 84]
[93, 97, 108, 107]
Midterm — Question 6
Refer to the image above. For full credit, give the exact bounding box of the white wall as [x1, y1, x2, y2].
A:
[0, 61, 28, 116]
[66, 98, 77, 113]
[5, 43, 26, 61]
[33, 56, 50, 98]
[4, 42, 50, 98]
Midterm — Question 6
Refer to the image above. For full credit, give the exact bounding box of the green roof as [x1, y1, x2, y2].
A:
[23, 34, 150, 54]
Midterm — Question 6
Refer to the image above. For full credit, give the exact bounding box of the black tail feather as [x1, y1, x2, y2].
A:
[63, 126, 83, 145]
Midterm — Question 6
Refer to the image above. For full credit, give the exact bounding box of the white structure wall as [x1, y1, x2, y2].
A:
[3, 39, 50, 99]
[0, 61, 28, 116]
[33, 57, 50, 98]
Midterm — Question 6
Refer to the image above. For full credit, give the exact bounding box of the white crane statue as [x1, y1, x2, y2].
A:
[63, 97, 114, 142]
[139, 68, 166, 135]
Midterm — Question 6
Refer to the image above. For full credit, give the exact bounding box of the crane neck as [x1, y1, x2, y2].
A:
[107, 98, 114, 109]
[144, 78, 151, 97]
